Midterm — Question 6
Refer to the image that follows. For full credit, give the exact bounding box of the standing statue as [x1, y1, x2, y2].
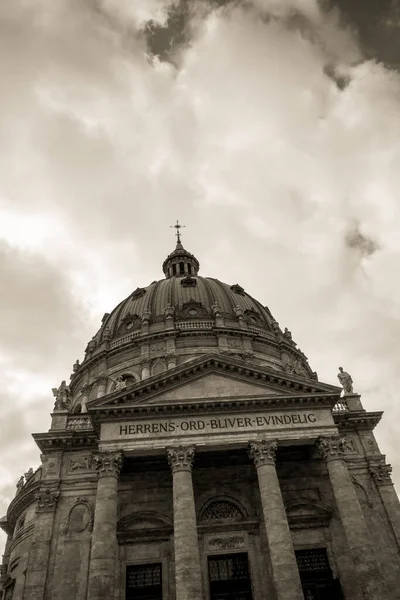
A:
[337, 367, 354, 395]
[72, 359, 80, 373]
[114, 375, 127, 391]
[283, 327, 293, 341]
[24, 468, 34, 481]
[52, 380, 71, 410]
[16, 476, 25, 493]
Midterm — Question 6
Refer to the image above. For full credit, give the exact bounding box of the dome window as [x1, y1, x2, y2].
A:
[181, 276, 197, 288]
[230, 284, 245, 295]
[131, 287, 146, 300]
[179, 262, 185, 275]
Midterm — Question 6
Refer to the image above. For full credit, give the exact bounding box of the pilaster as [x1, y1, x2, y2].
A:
[318, 436, 388, 600]
[370, 461, 400, 550]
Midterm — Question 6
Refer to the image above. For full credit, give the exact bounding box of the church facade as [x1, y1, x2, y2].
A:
[2, 239, 400, 600]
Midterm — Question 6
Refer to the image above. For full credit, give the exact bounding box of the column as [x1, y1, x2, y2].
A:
[141, 358, 151, 379]
[370, 462, 400, 549]
[23, 487, 59, 600]
[87, 451, 123, 600]
[96, 377, 108, 398]
[318, 436, 388, 600]
[249, 440, 304, 600]
[80, 384, 92, 413]
[167, 446, 202, 600]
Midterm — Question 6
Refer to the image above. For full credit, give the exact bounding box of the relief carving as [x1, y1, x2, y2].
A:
[35, 488, 59, 512]
[68, 455, 93, 473]
[150, 341, 166, 353]
[61, 497, 94, 534]
[207, 536, 245, 551]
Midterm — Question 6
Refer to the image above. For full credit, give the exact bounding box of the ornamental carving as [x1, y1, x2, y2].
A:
[227, 338, 242, 349]
[91, 451, 123, 478]
[131, 287, 146, 299]
[231, 284, 245, 295]
[207, 536, 245, 551]
[317, 436, 346, 462]
[181, 276, 197, 288]
[244, 309, 263, 326]
[164, 304, 175, 319]
[167, 446, 195, 473]
[41, 456, 59, 479]
[117, 314, 141, 334]
[61, 497, 94, 534]
[248, 440, 277, 467]
[150, 341, 166, 353]
[370, 464, 393, 486]
[35, 488, 59, 512]
[282, 352, 307, 378]
[176, 300, 209, 320]
[68, 455, 93, 473]
[201, 501, 244, 522]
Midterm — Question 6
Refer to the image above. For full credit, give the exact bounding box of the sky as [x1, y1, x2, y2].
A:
[1, 0, 400, 552]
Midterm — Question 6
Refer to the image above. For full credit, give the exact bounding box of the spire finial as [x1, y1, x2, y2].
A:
[170, 220, 185, 245]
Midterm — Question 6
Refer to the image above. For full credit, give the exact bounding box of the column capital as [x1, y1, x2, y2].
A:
[167, 445, 195, 473]
[92, 451, 123, 478]
[35, 488, 60, 513]
[249, 440, 277, 467]
[370, 463, 393, 486]
[317, 436, 346, 462]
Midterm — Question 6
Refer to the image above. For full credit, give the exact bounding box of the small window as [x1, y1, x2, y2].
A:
[126, 563, 162, 600]
[179, 262, 185, 274]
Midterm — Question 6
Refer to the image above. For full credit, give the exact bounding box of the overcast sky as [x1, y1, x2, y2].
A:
[1, 0, 400, 552]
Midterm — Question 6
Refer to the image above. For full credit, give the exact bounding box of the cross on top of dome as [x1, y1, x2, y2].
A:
[170, 220, 185, 246]
[162, 221, 200, 278]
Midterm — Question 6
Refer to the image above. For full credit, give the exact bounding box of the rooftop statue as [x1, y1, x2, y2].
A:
[52, 380, 71, 411]
[337, 367, 354, 395]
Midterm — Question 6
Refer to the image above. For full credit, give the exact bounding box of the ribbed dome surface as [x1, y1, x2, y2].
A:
[95, 276, 274, 343]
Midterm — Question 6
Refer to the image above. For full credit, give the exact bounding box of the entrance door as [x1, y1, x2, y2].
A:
[126, 563, 163, 600]
[295, 549, 344, 600]
[208, 553, 253, 600]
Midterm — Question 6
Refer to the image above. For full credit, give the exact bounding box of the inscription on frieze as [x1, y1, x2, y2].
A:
[102, 408, 334, 442]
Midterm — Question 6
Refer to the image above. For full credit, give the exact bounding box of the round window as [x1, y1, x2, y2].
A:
[188, 308, 198, 316]
[126, 321, 133, 330]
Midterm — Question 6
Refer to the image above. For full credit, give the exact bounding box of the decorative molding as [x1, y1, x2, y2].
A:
[248, 440, 277, 467]
[317, 436, 346, 462]
[200, 501, 244, 522]
[207, 535, 245, 551]
[285, 499, 333, 529]
[176, 300, 209, 320]
[61, 497, 94, 534]
[167, 445, 195, 473]
[370, 463, 393, 487]
[33, 432, 98, 453]
[92, 451, 123, 478]
[351, 476, 375, 508]
[35, 488, 59, 512]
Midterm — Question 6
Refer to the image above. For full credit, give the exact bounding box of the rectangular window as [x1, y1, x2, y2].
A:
[208, 553, 253, 600]
[295, 548, 344, 600]
[126, 563, 162, 600]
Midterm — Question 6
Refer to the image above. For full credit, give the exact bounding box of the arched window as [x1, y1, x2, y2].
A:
[179, 261, 185, 274]
[188, 264, 192, 274]
[74, 403, 82, 414]
[200, 500, 244, 522]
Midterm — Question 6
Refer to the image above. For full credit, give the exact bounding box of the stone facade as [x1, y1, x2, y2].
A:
[2, 244, 400, 600]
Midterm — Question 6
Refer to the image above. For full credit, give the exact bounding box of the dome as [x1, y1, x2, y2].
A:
[68, 239, 317, 411]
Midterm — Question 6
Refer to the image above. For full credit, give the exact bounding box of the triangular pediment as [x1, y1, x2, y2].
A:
[88, 354, 341, 415]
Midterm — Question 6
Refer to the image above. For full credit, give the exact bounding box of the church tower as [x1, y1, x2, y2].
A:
[1, 234, 400, 600]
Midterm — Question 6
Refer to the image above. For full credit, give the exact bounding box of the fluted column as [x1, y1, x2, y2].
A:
[23, 488, 59, 600]
[167, 446, 202, 600]
[318, 436, 387, 600]
[370, 462, 400, 550]
[87, 451, 123, 600]
[249, 440, 303, 600]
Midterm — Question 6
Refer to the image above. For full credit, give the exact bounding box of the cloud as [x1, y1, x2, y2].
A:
[1, 0, 400, 553]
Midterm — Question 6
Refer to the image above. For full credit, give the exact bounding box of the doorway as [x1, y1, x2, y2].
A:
[208, 553, 253, 600]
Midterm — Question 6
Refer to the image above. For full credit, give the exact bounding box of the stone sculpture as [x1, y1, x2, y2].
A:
[337, 367, 354, 395]
[52, 380, 71, 410]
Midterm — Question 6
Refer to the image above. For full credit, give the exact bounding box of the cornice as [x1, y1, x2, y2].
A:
[89, 354, 339, 409]
[32, 431, 98, 453]
[334, 411, 383, 431]
[88, 394, 338, 434]
[7, 482, 40, 529]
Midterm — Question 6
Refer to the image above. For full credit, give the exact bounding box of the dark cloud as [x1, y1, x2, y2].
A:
[344, 222, 380, 257]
